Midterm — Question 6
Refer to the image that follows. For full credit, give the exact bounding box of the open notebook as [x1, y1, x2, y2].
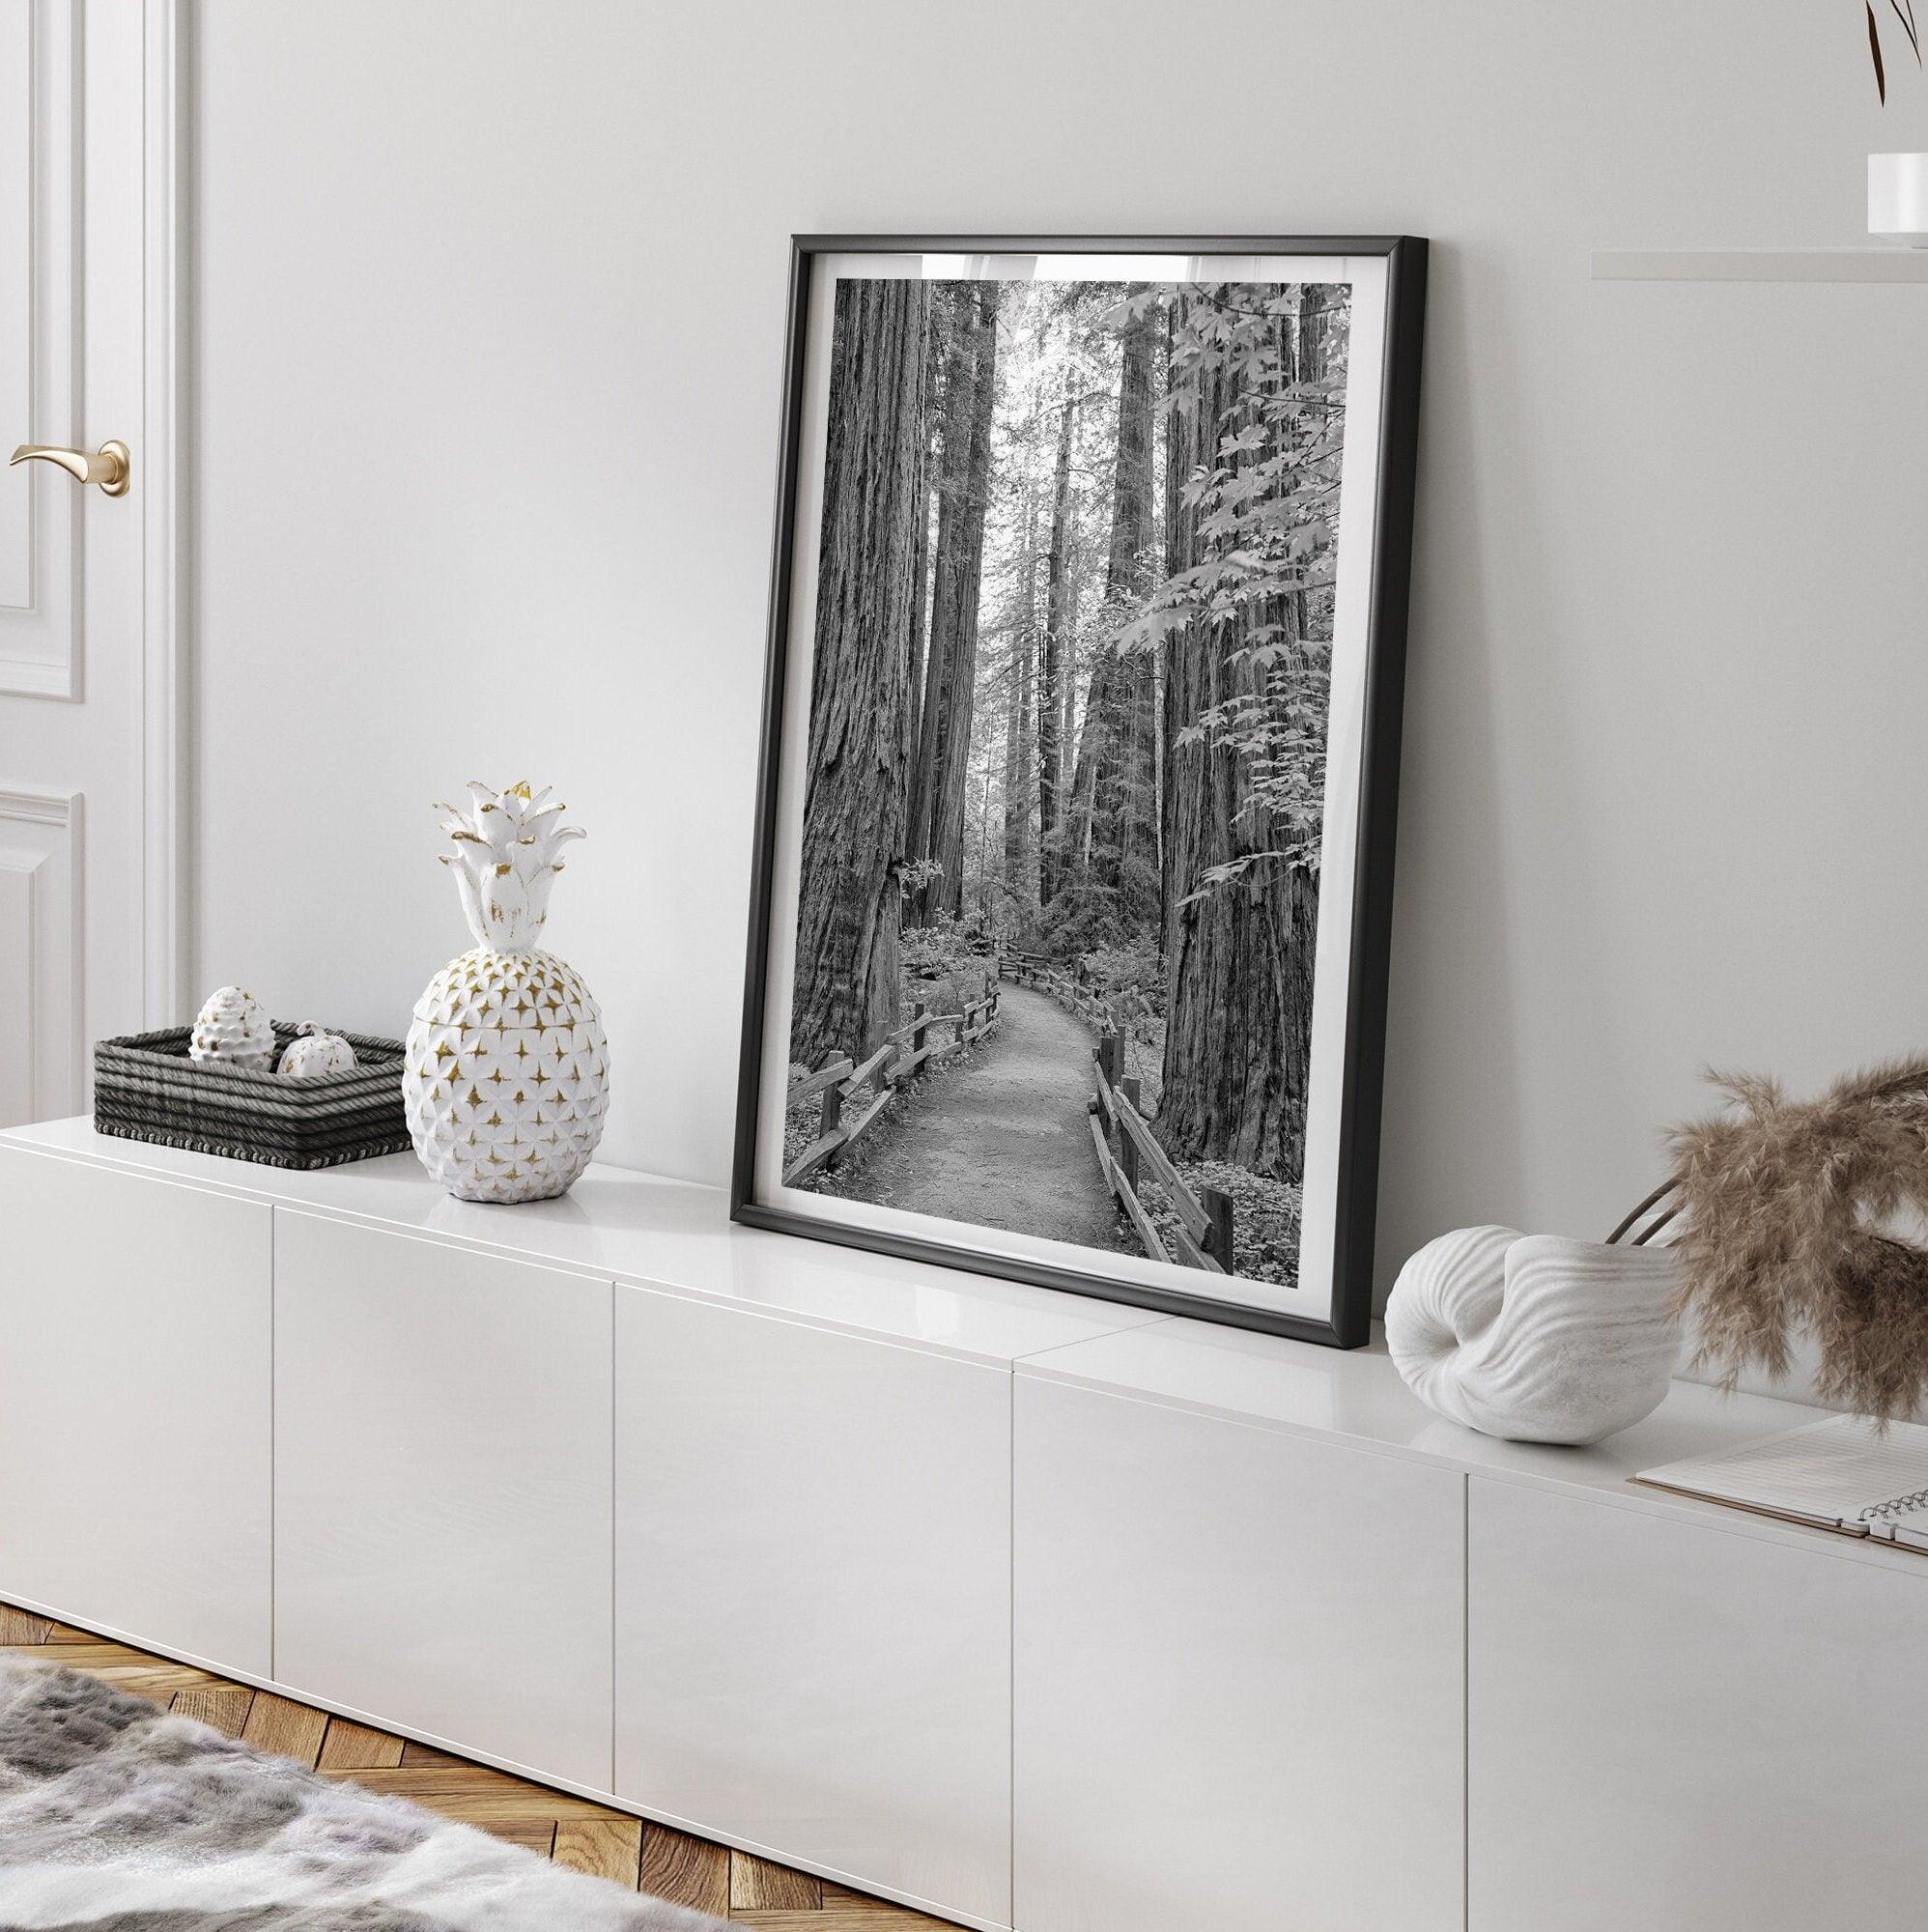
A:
[1632, 1413, 1928, 1548]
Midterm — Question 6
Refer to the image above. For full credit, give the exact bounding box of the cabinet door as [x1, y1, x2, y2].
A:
[1013, 1376, 1465, 1932]
[273, 1209, 612, 1786]
[1470, 1480, 1928, 1931]
[0, 1148, 272, 1669]
[615, 1288, 1011, 1927]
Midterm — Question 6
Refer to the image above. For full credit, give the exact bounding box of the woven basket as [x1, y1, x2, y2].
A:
[94, 1024, 410, 1170]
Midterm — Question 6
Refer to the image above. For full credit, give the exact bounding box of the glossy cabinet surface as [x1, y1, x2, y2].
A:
[615, 1286, 1013, 1927]
[9, 1122, 1920, 1932]
[1470, 1480, 1928, 1931]
[0, 1146, 272, 1671]
[273, 1208, 614, 1786]
[1012, 1373, 1466, 1932]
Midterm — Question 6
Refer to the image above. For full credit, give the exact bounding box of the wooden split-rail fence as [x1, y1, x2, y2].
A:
[998, 949, 1157, 1044]
[1088, 1031, 1234, 1274]
[781, 976, 1003, 1189]
[998, 949, 1118, 1032]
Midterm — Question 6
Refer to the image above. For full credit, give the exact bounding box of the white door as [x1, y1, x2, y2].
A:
[0, 0, 174, 1125]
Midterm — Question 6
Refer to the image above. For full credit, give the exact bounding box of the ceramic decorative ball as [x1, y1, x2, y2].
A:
[279, 1028, 357, 1080]
[189, 985, 276, 1072]
[1385, 1226, 1680, 1445]
[403, 781, 609, 1204]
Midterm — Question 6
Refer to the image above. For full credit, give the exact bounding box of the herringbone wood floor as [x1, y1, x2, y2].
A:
[0, 1602, 950, 1927]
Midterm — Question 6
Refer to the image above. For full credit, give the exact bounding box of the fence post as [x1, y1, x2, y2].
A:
[816, 1077, 846, 1168]
[1097, 1031, 1122, 1092]
[1204, 1185, 1234, 1268]
[911, 1001, 927, 1070]
[1118, 1076, 1142, 1196]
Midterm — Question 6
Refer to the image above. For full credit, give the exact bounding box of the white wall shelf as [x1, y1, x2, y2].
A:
[1593, 247, 1928, 283]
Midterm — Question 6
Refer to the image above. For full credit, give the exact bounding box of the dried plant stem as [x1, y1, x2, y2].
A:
[1631, 1204, 1680, 1247]
[1606, 1178, 1680, 1247]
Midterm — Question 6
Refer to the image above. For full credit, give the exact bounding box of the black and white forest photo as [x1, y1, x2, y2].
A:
[739, 242, 1424, 1339]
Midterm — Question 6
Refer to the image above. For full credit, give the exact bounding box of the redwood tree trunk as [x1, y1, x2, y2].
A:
[1062, 303, 1160, 932]
[904, 300, 938, 771]
[1157, 287, 1325, 1180]
[907, 281, 1000, 925]
[789, 278, 930, 1069]
[1003, 488, 1038, 901]
[1037, 383, 1074, 903]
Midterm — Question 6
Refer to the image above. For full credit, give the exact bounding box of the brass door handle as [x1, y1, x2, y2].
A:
[9, 440, 131, 497]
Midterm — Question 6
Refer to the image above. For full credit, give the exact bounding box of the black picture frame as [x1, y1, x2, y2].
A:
[732, 234, 1427, 1348]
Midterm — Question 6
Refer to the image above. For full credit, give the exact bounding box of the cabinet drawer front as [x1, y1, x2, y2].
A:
[1471, 1481, 1928, 1931]
[1013, 1377, 1465, 1932]
[0, 1149, 272, 1670]
[273, 1209, 613, 1786]
[616, 1287, 1011, 1926]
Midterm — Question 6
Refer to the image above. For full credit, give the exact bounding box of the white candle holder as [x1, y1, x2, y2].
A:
[1869, 153, 1928, 246]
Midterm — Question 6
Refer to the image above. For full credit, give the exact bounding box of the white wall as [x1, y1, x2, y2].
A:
[190, 1, 1928, 1321]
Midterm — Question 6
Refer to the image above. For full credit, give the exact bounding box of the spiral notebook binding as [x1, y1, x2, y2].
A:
[1858, 1485, 1928, 1524]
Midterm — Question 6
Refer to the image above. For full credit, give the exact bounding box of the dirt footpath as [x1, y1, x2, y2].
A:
[832, 982, 1126, 1252]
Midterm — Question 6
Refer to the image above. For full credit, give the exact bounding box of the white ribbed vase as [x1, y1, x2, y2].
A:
[1385, 1226, 1680, 1445]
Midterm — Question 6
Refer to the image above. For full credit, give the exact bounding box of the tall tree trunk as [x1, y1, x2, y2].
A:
[907, 281, 1000, 924]
[1160, 297, 1183, 945]
[906, 295, 960, 905]
[1061, 303, 1160, 933]
[904, 300, 940, 771]
[789, 279, 930, 1069]
[1037, 381, 1075, 903]
[1003, 487, 1038, 902]
[1060, 554, 1080, 855]
[1158, 287, 1326, 1179]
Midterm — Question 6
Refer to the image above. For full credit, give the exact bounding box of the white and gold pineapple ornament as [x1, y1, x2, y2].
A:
[190, 985, 276, 1071]
[404, 781, 609, 1204]
[279, 1025, 357, 1080]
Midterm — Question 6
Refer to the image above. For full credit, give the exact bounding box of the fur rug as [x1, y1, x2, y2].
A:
[0, 1657, 725, 1931]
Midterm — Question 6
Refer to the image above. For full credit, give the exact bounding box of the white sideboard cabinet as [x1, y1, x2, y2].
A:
[273, 1208, 616, 1787]
[1469, 1478, 1928, 1931]
[1012, 1372, 1465, 1932]
[0, 1147, 272, 1672]
[3, 1118, 1925, 1932]
[615, 1285, 1014, 1924]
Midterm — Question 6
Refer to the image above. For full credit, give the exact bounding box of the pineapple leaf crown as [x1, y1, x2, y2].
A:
[435, 780, 584, 953]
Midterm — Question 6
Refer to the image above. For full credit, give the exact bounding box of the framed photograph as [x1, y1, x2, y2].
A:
[733, 235, 1426, 1346]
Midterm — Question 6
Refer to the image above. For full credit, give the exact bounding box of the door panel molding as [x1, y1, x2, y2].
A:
[142, 0, 187, 1021]
[0, 0, 82, 699]
[0, 784, 82, 1123]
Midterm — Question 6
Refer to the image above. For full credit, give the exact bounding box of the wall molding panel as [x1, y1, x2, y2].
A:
[143, 0, 188, 1020]
[0, 851, 40, 1122]
[0, 786, 82, 1123]
[0, 0, 83, 701]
